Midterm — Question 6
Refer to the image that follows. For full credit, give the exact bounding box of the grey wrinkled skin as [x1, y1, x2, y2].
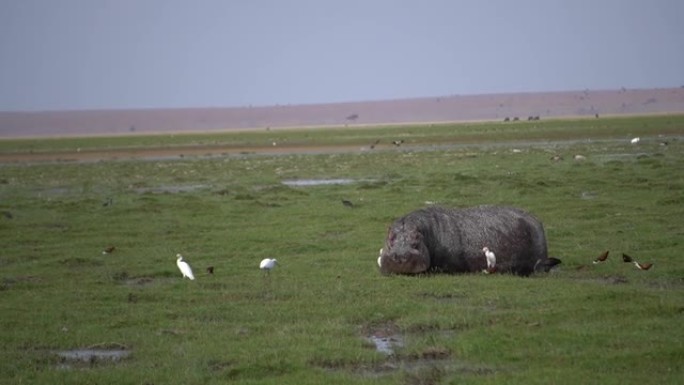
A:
[379, 205, 549, 276]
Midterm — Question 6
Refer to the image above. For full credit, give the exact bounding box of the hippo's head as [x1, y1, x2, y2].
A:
[379, 222, 430, 274]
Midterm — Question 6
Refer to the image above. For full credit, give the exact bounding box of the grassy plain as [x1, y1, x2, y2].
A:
[1, 115, 683, 384]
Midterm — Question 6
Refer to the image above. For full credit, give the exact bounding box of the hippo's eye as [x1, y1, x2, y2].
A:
[409, 231, 422, 246]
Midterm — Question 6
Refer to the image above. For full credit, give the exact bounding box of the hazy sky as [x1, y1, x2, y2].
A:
[1, 0, 683, 111]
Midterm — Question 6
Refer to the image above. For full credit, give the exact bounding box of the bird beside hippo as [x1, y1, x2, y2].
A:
[378, 205, 559, 276]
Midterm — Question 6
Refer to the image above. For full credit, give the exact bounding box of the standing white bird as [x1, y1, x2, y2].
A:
[260, 258, 278, 273]
[630, 137, 640, 144]
[176, 254, 195, 280]
[482, 247, 497, 273]
[377, 248, 383, 268]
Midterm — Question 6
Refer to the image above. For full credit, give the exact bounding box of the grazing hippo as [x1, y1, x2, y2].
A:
[378, 205, 553, 276]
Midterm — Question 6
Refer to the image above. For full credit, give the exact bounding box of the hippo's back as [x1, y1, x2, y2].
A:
[410, 205, 548, 275]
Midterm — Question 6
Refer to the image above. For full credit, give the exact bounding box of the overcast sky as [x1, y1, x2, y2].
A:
[1, 0, 683, 111]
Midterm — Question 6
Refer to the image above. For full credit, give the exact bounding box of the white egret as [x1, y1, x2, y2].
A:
[630, 137, 640, 144]
[260, 258, 278, 273]
[176, 254, 195, 280]
[482, 247, 496, 274]
[377, 248, 383, 268]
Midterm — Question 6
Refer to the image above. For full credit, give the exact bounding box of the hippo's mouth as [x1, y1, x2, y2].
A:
[380, 248, 430, 274]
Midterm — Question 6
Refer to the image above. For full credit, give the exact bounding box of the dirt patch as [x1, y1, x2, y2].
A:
[3, 88, 683, 139]
[0, 143, 367, 164]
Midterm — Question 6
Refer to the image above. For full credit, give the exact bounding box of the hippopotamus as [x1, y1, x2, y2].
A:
[378, 205, 555, 276]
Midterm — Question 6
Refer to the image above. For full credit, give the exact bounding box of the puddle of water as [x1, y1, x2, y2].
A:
[55, 347, 130, 369]
[281, 178, 357, 187]
[57, 348, 130, 362]
[366, 334, 404, 356]
[580, 191, 597, 200]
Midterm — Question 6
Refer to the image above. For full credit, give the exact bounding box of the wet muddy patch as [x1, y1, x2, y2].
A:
[366, 333, 405, 356]
[415, 291, 467, 303]
[281, 178, 358, 187]
[54, 343, 130, 370]
[132, 184, 209, 194]
[326, 322, 495, 380]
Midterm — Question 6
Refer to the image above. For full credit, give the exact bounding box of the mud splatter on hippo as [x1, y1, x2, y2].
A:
[378, 205, 558, 276]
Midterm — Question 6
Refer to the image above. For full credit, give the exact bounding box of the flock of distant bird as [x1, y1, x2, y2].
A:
[369, 139, 404, 150]
[549, 137, 656, 162]
[590, 250, 653, 271]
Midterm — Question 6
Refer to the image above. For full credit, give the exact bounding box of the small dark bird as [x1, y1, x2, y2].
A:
[634, 261, 653, 271]
[102, 246, 116, 254]
[206, 266, 214, 275]
[534, 257, 563, 272]
[1, 210, 13, 219]
[341, 199, 354, 208]
[592, 250, 609, 264]
[547, 257, 563, 267]
[370, 139, 380, 149]
[392, 140, 404, 147]
[622, 253, 634, 263]
[102, 197, 113, 207]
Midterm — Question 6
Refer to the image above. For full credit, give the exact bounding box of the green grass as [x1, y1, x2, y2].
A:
[1, 115, 683, 384]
